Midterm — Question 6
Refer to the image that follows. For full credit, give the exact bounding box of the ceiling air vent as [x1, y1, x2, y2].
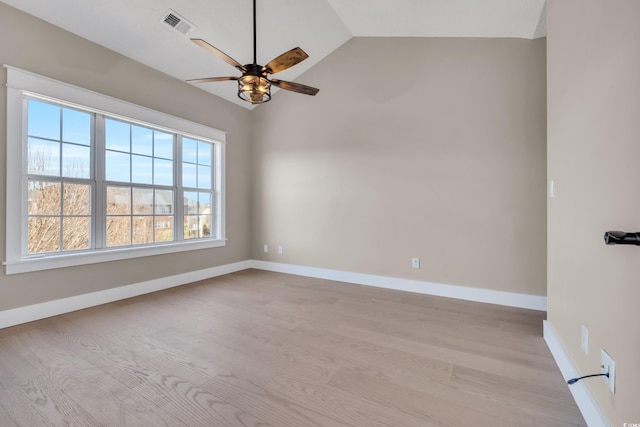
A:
[161, 10, 194, 36]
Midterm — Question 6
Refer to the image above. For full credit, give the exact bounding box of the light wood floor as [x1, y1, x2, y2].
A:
[0, 269, 585, 426]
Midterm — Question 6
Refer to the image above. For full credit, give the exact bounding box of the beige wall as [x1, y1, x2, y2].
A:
[252, 37, 547, 296]
[0, 3, 252, 310]
[547, 0, 640, 423]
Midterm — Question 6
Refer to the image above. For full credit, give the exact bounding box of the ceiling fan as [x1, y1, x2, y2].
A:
[187, 0, 319, 104]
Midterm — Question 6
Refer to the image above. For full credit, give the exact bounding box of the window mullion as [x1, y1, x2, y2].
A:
[94, 114, 105, 250]
[57, 106, 64, 251]
[175, 134, 184, 241]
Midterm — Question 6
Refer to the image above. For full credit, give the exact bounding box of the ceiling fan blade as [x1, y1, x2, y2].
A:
[186, 77, 239, 84]
[191, 38, 246, 72]
[271, 79, 319, 96]
[263, 47, 309, 74]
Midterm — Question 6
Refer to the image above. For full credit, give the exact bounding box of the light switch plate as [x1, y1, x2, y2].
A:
[581, 325, 588, 355]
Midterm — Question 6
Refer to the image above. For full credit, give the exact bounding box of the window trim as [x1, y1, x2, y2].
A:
[4, 65, 227, 275]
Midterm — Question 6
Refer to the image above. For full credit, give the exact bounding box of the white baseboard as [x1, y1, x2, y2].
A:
[0, 260, 252, 330]
[543, 321, 609, 427]
[0, 258, 547, 330]
[249, 260, 547, 311]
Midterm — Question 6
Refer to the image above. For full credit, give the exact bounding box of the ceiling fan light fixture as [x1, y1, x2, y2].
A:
[238, 75, 271, 104]
[188, 0, 318, 105]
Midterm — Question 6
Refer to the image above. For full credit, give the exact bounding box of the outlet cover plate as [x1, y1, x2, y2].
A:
[600, 349, 615, 393]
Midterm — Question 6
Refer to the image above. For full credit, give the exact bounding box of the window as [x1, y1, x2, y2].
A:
[26, 100, 93, 254]
[5, 66, 226, 274]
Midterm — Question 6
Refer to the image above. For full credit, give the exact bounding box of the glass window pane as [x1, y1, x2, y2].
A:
[28, 181, 61, 215]
[183, 215, 198, 240]
[155, 216, 173, 242]
[62, 143, 90, 178]
[132, 216, 154, 245]
[133, 187, 153, 214]
[28, 138, 60, 176]
[63, 217, 90, 251]
[105, 119, 130, 152]
[182, 138, 197, 163]
[182, 163, 197, 188]
[28, 216, 61, 254]
[63, 183, 90, 215]
[199, 214, 211, 238]
[197, 166, 211, 189]
[105, 151, 131, 182]
[198, 141, 212, 166]
[62, 108, 91, 145]
[106, 186, 131, 215]
[183, 191, 198, 215]
[154, 131, 173, 159]
[131, 155, 153, 185]
[28, 99, 60, 140]
[131, 125, 153, 156]
[154, 158, 173, 186]
[199, 192, 211, 213]
[155, 189, 174, 215]
[106, 216, 131, 247]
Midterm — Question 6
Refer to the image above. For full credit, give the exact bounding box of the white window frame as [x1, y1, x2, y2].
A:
[4, 65, 227, 275]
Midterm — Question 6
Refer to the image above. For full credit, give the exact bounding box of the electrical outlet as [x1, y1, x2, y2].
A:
[277, 245, 283, 254]
[600, 349, 616, 393]
[581, 325, 588, 355]
[412, 257, 420, 269]
[263, 244, 269, 253]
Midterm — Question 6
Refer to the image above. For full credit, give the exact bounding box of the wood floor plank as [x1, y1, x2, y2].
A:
[292, 324, 455, 382]
[391, 368, 580, 427]
[152, 327, 282, 387]
[62, 300, 176, 336]
[43, 317, 162, 388]
[498, 318, 544, 335]
[328, 366, 517, 427]
[0, 336, 43, 390]
[201, 372, 351, 427]
[245, 323, 398, 384]
[0, 376, 103, 426]
[333, 322, 509, 377]
[0, 402, 19, 427]
[450, 365, 585, 424]
[0, 270, 585, 426]
[62, 372, 188, 426]
[133, 372, 271, 427]
[265, 374, 439, 427]
[105, 328, 229, 387]
[266, 324, 399, 380]
[4, 331, 104, 392]
[336, 313, 557, 370]
[337, 297, 464, 328]
[504, 360, 570, 389]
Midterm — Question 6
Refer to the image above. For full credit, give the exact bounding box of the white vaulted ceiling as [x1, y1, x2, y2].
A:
[1, 0, 546, 109]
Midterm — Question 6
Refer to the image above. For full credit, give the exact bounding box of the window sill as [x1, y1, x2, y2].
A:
[3, 239, 227, 275]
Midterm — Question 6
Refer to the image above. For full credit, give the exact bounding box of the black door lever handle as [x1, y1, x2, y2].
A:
[604, 231, 640, 245]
